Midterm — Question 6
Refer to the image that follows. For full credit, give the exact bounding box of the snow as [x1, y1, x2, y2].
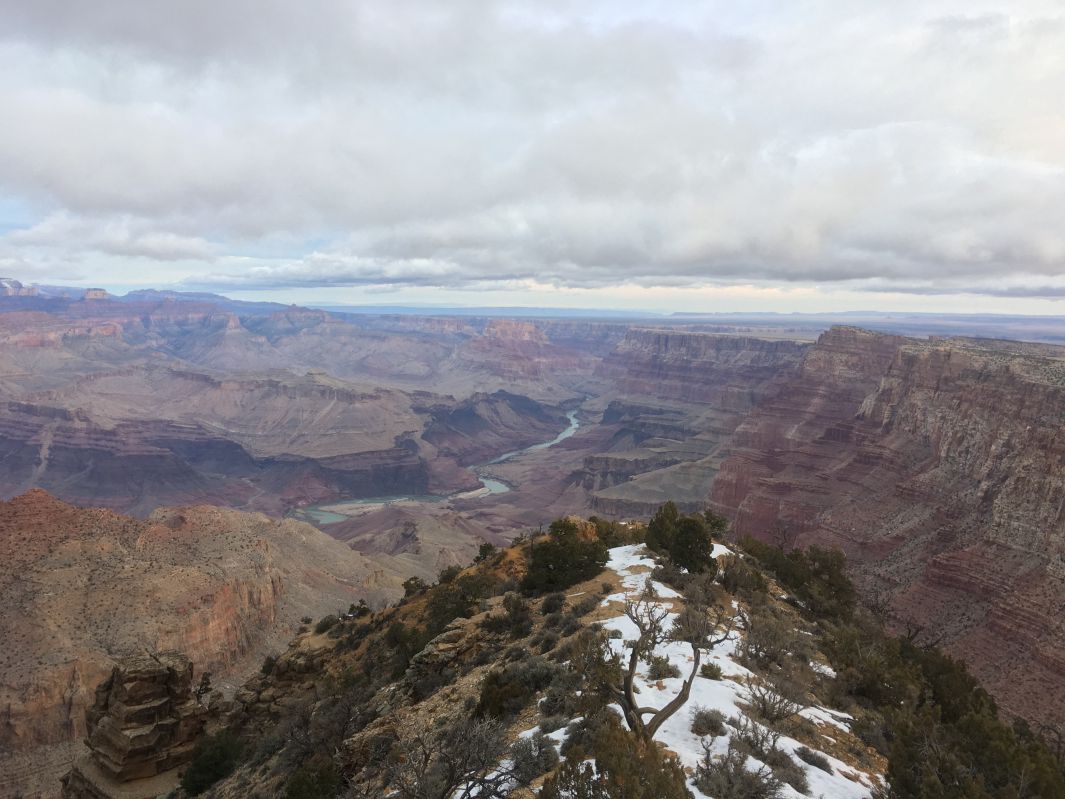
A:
[590, 544, 880, 799]
[810, 660, 838, 678]
[605, 544, 683, 599]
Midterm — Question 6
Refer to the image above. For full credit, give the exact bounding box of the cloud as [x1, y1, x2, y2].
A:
[0, 1, 1064, 302]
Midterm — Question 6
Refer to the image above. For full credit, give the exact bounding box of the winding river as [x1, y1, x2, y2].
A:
[293, 410, 580, 524]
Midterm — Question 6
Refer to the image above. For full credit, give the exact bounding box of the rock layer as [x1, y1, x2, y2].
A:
[710, 327, 1065, 726]
[0, 490, 398, 798]
[61, 652, 207, 797]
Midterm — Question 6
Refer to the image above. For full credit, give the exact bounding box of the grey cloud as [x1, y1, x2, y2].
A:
[1, 1, 1064, 299]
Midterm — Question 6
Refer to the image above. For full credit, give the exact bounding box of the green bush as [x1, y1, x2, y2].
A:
[284, 757, 341, 798]
[314, 614, 339, 634]
[521, 519, 608, 594]
[475, 656, 560, 718]
[647, 654, 680, 680]
[700, 661, 723, 680]
[645, 502, 723, 574]
[474, 541, 498, 563]
[180, 731, 243, 796]
[437, 564, 462, 584]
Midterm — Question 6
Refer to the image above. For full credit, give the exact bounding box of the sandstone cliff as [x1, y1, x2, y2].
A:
[0, 491, 398, 798]
[585, 330, 809, 517]
[711, 327, 1065, 727]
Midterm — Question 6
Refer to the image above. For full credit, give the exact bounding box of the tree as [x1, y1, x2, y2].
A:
[670, 516, 716, 574]
[352, 718, 530, 799]
[646, 502, 723, 574]
[521, 518, 608, 593]
[600, 580, 734, 742]
[646, 501, 679, 553]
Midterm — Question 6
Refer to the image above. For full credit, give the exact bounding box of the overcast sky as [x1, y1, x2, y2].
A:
[1, 1, 1064, 313]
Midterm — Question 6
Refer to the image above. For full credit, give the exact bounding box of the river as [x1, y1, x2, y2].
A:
[292, 409, 580, 524]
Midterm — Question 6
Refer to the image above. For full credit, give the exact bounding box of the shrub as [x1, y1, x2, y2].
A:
[700, 661, 723, 680]
[741, 539, 856, 620]
[647, 654, 680, 680]
[719, 557, 769, 599]
[739, 608, 808, 669]
[540, 714, 570, 734]
[731, 716, 780, 761]
[572, 595, 601, 617]
[541, 592, 567, 614]
[601, 581, 614, 595]
[532, 630, 560, 653]
[760, 747, 809, 794]
[437, 564, 462, 584]
[558, 615, 582, 636]
[314, 615, 339, 635]
[691, 707, 727, 737]
[695, 739, 784, 799]
[482, 592, 533, 638]
[742, 678, 802, 725]
[510, 731, 560, 784]
[543, 612, 565, 630]
[180, 731, 243, 795]
[544, 715, 691, 799]
[402, 576, 428, 597]
[646, 502, 725, 574]
[521, 519, 608, 594]
[475, 656, 560, 718]
[474, 541, 497, 562]
[284, 757, 341, 798]
[795, 745, 833, 773]
[426, 573, 499, 635]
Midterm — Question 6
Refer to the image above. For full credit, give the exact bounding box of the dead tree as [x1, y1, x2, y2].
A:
[607, 580, 734, 742]
[348, 718, 520, 799]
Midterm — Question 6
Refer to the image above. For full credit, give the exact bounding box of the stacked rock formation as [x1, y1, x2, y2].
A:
[61, 652, 208, 798]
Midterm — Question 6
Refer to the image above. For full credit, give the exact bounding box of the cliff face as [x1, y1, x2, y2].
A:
[597, 328, 810, 405]
[0, 491, 399, 798]
[711, 327, 1065, 726]
[584, 331, 809, 517]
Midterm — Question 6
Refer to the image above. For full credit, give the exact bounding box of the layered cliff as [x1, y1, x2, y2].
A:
[0, 491, 398, 798]
[711, 327, 1065, 726]
[585, 331, 809, 517]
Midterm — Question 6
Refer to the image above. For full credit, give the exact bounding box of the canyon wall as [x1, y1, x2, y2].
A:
[711, 327, 1065, 726]
[0, 490, 400, 798]
[584, 330, 809, 517]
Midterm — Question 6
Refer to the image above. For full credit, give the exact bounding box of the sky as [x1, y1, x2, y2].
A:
[1, 1, 1064, 314]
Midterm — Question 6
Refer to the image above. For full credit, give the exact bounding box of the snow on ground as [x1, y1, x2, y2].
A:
[594, 544, 880, 799]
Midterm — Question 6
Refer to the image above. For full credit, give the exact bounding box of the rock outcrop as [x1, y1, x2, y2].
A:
[0, 491, 398, 799]
[61, 653, 207, 798]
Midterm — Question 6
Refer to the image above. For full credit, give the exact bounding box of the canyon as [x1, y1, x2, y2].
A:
[3, 289, 1065, 794]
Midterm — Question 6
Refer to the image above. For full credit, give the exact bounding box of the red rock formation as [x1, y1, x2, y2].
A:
[0, 490, 397, 798]
[711, 327, 1065, 726]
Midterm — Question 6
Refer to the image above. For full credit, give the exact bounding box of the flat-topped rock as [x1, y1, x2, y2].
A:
[61, 652, 208, 797]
